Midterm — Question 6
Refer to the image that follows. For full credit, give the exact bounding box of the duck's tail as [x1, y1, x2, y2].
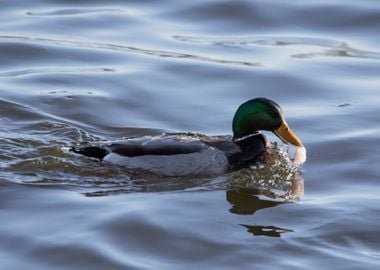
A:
[70, 146, 109, 159]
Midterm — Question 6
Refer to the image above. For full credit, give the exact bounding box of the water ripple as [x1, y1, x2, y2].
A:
[26, 8, 128, 16]
[173, 35, 380, 60]
[0, 35, 261, 67]
[0, 67, 114, 77]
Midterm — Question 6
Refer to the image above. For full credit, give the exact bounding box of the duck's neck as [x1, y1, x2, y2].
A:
[233, 132, 261, 143]
[233, 132, 266, 151]
[228, 133, 267, 170]
[233, 132, 266, 152]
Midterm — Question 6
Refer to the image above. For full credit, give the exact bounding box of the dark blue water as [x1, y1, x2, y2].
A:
[1, 0, 379, 269]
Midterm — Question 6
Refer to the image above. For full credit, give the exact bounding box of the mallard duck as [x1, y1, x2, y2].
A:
[71, 97, 304, 176]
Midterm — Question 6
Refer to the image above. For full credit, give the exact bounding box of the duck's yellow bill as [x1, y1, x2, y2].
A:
[274, 121, 303, 147]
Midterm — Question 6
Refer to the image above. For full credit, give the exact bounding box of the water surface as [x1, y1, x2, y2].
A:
[1, 0, 380, 269]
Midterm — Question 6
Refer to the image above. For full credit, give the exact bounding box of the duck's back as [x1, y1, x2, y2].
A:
[73, 134, 233, 176]
[107, 135, 232, 176]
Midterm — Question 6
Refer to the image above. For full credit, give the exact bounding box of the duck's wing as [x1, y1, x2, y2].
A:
[195, 134, 266, 170]
[71, 135, 207, 159]
[200, 135, 240, 154]
[108, 137, 206, 157]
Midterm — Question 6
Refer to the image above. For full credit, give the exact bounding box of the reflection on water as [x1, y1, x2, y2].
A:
[226, 164, 303, 237]
[226, 188, 284, 215]
[240, 224, 293, 238]
[223, 144, 304, 237]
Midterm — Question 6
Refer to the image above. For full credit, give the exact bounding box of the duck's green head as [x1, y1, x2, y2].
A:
[232, 97, 303, 147]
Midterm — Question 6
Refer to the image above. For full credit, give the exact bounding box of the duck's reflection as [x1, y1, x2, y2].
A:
[226, 175, 304, 237]
[240, 224, 294, 237]
[226, 188, 283, 215]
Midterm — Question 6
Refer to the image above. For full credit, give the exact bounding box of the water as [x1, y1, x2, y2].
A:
[1, 0, 379, 269]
